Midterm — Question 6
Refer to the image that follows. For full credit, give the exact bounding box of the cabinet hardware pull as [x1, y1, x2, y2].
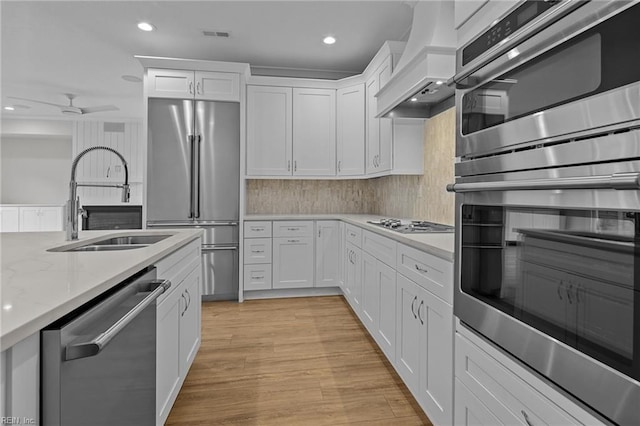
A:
[338, 160, 342, 172]
[294, 161, 297, 172]
[287, 227, 300, 231]
[318, 227, 321, 238]
[557, 280, 564, 300]
[288, 160, 291, 172]
[189, 82, 194, 95]
[181, 293, 187, 317]
[521, 410, 533, 426]
[252, 227, 264, 231]
[251, 250, 264, 253]
[288, 239, 300, 243]
[185, 288, 191, 311]
[415, 264, 428, 274]
[196, 82, 201, 95]
[418, 300, 424, 325]
[411, 296, 417, 319]
[252, 275, 264, 280]
[566, 283, 573, 305]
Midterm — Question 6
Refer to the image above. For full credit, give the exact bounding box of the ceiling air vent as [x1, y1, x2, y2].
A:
[203, 31, 230, 38]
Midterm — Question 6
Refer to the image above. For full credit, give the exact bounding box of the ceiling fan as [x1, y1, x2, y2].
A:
[8, 94, 118, 115]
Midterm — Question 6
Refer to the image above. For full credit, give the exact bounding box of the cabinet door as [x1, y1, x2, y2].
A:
[194, 71, 240, 101]
[377, 262, 397, 363]
[244, 264, 272, 291]
[0, 207, 19, 232]
[315, 221, 340, 287]
[180, 267, 202, 377]
[344, 243, 362, 313]
[18, 207, 41, 232]
[246, 86, 293, 176]
[292, 88, 336, 176]
[418, 288, 454, 426]
[395, 274, 421, 392]
[39, 207, 62, 231]
[377, 57, 393, 172]
[454, 378, 503, 426]
[336, 84, 365, 176]
[338, 221, 345, 289]
[147, 69, 195, 99]
[518, 261, 570, 329]
[361, 250, 379, 334]
[156, 289, 182, 424]
[365, 74, 380, 174]
[272, 237, 314, 289]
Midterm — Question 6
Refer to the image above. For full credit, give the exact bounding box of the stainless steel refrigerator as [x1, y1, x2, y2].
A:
[146, 99, 239, 300]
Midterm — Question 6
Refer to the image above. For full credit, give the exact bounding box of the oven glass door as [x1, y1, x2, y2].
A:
[461, 3, 640, 136]
[461, 204, 638, 381]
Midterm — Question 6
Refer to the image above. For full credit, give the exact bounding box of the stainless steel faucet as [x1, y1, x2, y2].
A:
[67, 146, 130, 240]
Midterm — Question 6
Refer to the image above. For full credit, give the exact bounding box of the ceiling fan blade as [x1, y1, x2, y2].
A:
[7, 96, 66, 108]
[80, 105, 119, 114]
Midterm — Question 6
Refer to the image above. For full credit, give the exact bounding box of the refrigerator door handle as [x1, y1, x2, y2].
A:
[194, 134, 202, 219]
[188, 134, 195, 219]
[202, 245, 238, 253]
[147, 221, 238, 227]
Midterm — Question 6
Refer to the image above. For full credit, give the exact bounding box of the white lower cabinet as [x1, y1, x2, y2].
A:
[362, 250, 396, 362]
[0, 206, 19, 232]
[11, 205, 63, 232]
[315, 221, 341, 287]
[272, 237, 314, 289]
[396, 272, 454, 426]
[455, 327, 604, 426]
[344, 242, 363, 313]
[155, 240, 202, 426]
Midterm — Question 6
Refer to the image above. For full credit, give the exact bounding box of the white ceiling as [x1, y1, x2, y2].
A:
[1, 1, 414, 120]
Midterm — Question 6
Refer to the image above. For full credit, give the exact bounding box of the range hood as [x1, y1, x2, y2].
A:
[376, 1, 456, 119]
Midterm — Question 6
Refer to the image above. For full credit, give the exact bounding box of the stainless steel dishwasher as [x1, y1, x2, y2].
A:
[41, 267, 170, 426]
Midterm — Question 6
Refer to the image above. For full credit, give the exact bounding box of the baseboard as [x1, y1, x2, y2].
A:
[244, 287, 343, 300]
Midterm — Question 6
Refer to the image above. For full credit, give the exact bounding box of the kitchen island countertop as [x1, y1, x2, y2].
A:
[0, 229, 203, 351]
[244, 214, 455, 261]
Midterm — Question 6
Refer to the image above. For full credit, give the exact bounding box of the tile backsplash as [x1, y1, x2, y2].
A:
[246, 107, 455, 224]
[246, 179, 375, 214]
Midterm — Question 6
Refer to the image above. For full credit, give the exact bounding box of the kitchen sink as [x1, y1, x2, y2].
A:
[48, 234, 172, 252]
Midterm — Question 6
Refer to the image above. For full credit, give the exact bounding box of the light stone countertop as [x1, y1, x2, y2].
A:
[244, 214, 455, 261]
[0, 229, 203, 351]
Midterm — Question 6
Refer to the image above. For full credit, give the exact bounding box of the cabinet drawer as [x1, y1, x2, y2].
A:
[272, 221, 313, 237]
[243, 238, 272, 264]
[455, 333, 584, 426]
[362, 230, 396, 267]
[158, 253, 201, 306]
[396, 243, 453, 304]
[345, 224, 362, 247]
[454, 378, 503, 426]
[244, 264, 272, 291]
[244, 221, 272, 238]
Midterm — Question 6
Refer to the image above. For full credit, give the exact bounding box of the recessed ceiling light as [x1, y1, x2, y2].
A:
[122, 75, 142, 83]
[4, 106, 15, 111]
[435, 80, 443, 85]
[323, 36, 336, 45]
[137, 22, 155, 32]
[410, 98, 418, 102]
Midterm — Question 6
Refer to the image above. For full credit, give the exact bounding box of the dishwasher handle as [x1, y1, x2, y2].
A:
[65, 279, 171, 361]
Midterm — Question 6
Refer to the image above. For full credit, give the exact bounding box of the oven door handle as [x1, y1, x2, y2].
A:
[446, 172, 640, 193]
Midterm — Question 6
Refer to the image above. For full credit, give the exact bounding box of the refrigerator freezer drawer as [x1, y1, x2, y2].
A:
[201, 245, 239, 300]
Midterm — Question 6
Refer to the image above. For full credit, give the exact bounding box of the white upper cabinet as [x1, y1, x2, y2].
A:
[292, 88, 336, 176]
[147, 69, 240, 101]
[366, 56, 394, 174]
[246, 86, 293, 176]
[336, 84, 365, 176]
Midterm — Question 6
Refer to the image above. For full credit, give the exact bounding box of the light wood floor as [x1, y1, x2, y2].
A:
[166, 296, 432, 425]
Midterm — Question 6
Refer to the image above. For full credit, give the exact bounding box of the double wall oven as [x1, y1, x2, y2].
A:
[449, 1, 640, 424]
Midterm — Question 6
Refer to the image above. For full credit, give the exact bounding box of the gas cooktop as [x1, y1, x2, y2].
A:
[367, 218, 455, 234]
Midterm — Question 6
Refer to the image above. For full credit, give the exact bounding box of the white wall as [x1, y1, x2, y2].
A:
[0, 136, 72, 204]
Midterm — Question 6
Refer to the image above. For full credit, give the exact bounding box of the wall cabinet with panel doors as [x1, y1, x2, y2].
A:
[396, 273, 454, 426]
[155, 240, 202, 426]
[366, 56, 394, 175]
[0, 206, 20, 232]
[293, 88, 336, 176]
[146, 68, 240, 101]
[246, 86, 336, 177]
[246, 86, 293, 176]
[336, 84, 365, 176]
[315, 221, 341, 287]
[455, 326, 605, 426]
[18, 206, 63, 232]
